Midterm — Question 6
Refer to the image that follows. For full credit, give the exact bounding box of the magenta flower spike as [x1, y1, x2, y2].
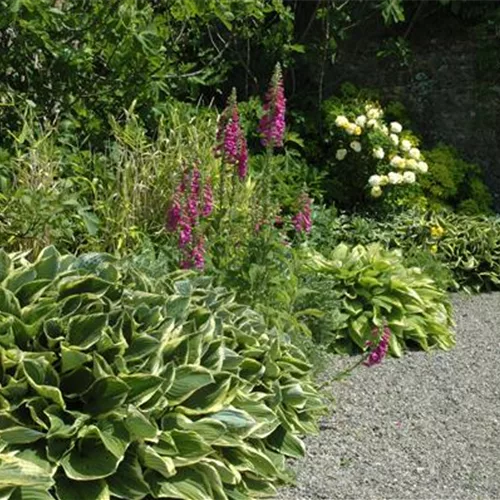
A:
[259, 63, 286, 149]
[215, 88, 249, 179]
[364, 325, 391, 367]
[292, 193, 312, 234]
[165, 164, 213, 271]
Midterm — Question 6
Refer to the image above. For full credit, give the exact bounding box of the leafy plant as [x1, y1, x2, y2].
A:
[419, 144, 492, 214]
[298, 244, 455, 356]
[0, 246, 325, 499]
[423, 211, 500, 292]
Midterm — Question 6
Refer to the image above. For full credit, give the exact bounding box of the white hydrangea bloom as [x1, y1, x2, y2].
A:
[381, 125, 389, 135]
[335, 115, 349, 127]
[345, 123, 357, 135]
[390, 133, 399, 146]
[371, 186, 383, 198]
[380, 175, 389, 186]
[354, 125, 362, 136]
[406, 159, 418, 170]
[336, 148, 348, 160]
[409, 147, 421, 160]
[403, 171, 416, 184]
[390, 155, 405, 169]
[367, 107, 381, 120]
[417, 161, 429, 173]
[388, 171, 403, 185]
[368, 174, 382, 187]
[390, 122, 403, 134]
[372, 147, 385, 159]
[367, 118, 377, 128]
[355, 115, 367, 127]
[350, 141, 362, 153]
[401, 139, 412, 152]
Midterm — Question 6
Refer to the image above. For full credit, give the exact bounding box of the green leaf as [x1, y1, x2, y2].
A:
[0, 250, 12, 282]
[9, 486, 55, 500]
[60, 435, 120, 480]
[3, 267, 36, 294]
[125, 406, 158, 440]
[139, 445, 176, 479]
[121, 375, 163, 407]
[58, 277, 110, 299]
[23, 360, 65, 408]
[60, 346, 92, 373]
[267, 426, 305, 458]
[0, 288, 21, 318]
[67, 313, 108, 350]
[83, 377, 129, 415]
[0, 454, 54, 489]
[0, 427, 45, 445]
[55, 477, 109, 500]
[166, 366, 214, 405]
[148, 467, 212, 500]
[107, 451, 151, 500]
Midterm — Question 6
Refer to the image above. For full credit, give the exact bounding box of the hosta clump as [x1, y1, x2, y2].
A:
[0, 247, 325, 499]
[300, 244, 454, 356]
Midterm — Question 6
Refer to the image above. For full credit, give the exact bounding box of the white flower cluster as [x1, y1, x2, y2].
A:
[333, 104, 429, 199]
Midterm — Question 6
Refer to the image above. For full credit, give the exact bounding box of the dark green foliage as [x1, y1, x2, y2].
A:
[0, 246, 325, 498]
[420, 144, 492, 214]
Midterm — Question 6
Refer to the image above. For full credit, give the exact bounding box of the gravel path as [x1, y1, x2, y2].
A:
[278, 294, 500, 500]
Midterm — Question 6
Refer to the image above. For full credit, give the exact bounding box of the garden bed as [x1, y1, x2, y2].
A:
[278, 293, 500, 500]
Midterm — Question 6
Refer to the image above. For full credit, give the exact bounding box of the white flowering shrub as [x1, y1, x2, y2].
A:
[322, 96, 429, 209]
[334, 103, 428, 198]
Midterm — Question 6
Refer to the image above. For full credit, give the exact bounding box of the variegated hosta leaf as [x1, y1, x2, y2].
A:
[0, 248, 326, 498]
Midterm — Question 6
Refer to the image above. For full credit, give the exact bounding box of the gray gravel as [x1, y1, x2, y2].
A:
[278, 293, 500, 500]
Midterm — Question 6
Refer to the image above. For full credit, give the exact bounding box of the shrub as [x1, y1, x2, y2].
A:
[299, 244, 455, 356]
[320, 94, 428, 210]
[0, 246, 325, 499]
[419, 144, 492, 214]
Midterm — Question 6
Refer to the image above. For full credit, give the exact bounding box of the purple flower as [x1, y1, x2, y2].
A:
[192, 238, 205, 270]
[292, 194, 312, 234]
[165, 165, 213, 271]
[166, 198, 181, 231]
[178, 218, 192, 248]
[364, 325, 391, 367]
[238, 138, 248, 180]
[216, 89, 249, 180]
[202, 181, 213, 217]
[259, 63, 286, 149]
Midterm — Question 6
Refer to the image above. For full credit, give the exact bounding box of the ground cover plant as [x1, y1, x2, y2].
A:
[0, 247, 325, 499]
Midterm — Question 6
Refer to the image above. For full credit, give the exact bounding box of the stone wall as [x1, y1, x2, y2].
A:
[332, 15, 500, 209]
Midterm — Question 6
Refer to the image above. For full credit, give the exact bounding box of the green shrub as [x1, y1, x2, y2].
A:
[0, 246, 325, 499]
[299, 244, 454, 356]
[420, 144, 492, 214]
[319, 91, 428, 211]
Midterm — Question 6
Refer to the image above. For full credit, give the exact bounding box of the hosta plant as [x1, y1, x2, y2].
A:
[299, 244, 454, 356]
[0, 247, 325, 499]
[421, 211, 500, 292]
